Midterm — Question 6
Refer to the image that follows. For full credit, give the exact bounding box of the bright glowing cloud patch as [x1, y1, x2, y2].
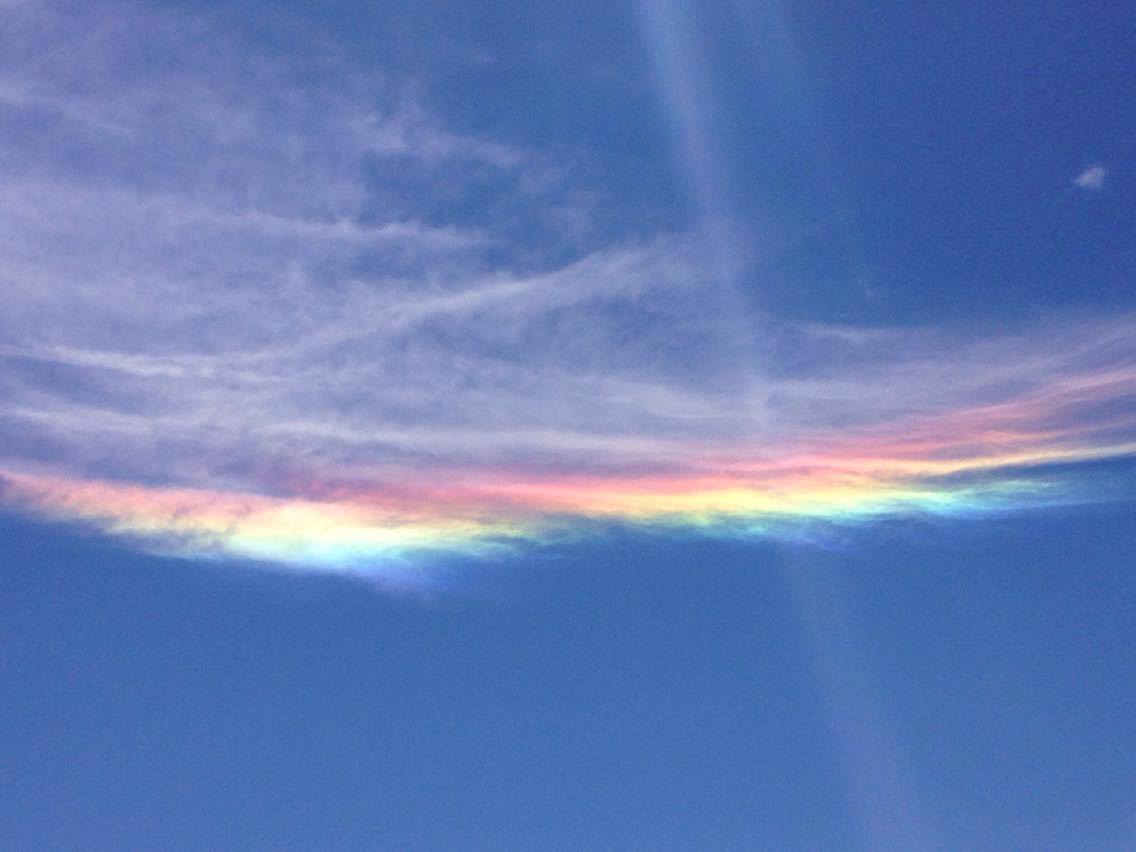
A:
[1, 2, 1134, 586]
[1073, 165, 1108, 190]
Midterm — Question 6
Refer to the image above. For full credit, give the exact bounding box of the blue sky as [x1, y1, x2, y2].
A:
[1, 1, 1134, 849]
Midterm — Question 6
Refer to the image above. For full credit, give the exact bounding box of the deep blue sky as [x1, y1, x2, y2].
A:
[4, 498, 1135, 850]
[233, 0, 1136, 323]
[2, 1, 1135, 849]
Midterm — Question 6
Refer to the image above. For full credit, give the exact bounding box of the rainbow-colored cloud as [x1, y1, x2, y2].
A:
[1, 1, 1133, 586]
[4, 357, 1133, 582]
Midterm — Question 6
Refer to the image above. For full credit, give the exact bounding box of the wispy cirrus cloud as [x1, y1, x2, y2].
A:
[0, 1, 1134, 586]
[1073, 164, 1108, 190]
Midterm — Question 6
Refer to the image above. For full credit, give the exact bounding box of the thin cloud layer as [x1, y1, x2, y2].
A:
[1, 2, 1134, 586]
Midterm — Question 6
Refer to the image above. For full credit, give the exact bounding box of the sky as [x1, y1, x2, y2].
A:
[1, 1, 1134, 849]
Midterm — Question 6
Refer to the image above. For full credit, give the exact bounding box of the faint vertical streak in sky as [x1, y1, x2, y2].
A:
[634, 0, 740, 282]
[782, 553, 937, 851]
[633, 0, 768, 412]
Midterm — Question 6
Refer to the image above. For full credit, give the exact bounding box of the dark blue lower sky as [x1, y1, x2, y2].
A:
[4, 501, 1133, 850]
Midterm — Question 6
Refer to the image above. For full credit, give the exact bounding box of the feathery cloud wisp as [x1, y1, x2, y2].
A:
[0, 2, 1134, 587]
[1073, 165, 1108, 190]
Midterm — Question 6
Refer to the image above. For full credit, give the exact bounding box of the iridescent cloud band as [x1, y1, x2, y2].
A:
[3, 414, 1133, 580]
